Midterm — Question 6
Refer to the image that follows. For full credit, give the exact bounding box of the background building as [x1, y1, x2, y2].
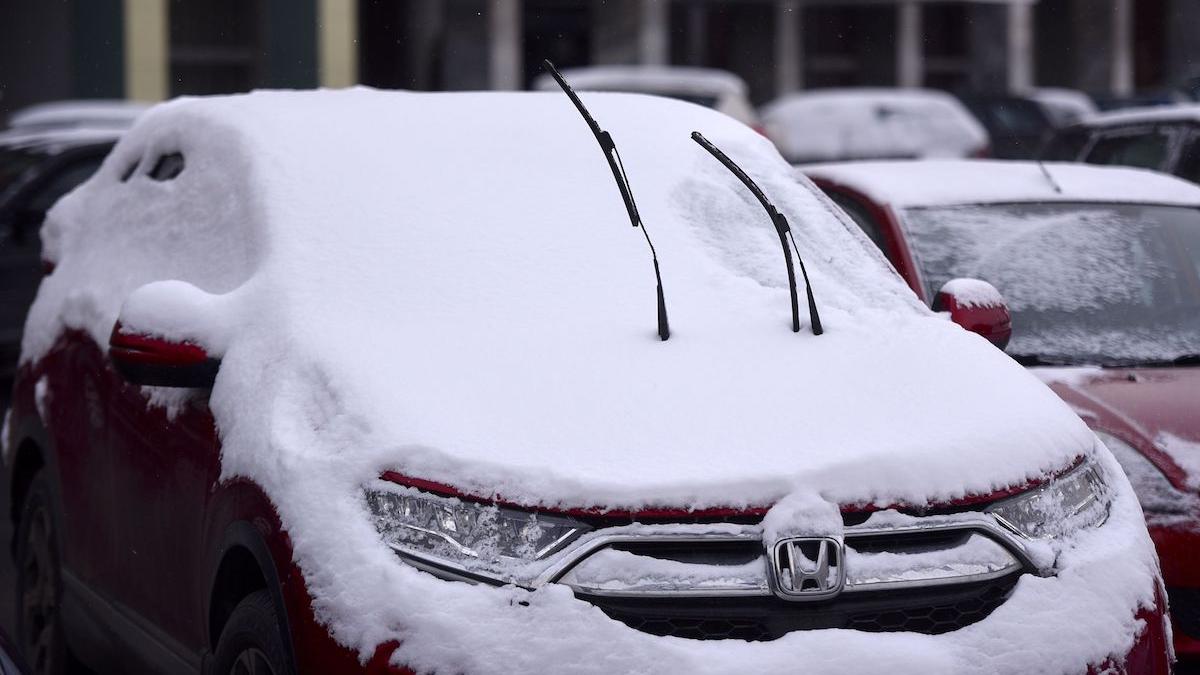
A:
[2, 0, 1198, 121]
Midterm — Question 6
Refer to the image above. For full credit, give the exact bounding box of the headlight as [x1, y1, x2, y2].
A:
[364, 483, 590, 584]
[1095, 430, 1194, 516]
[987, 455, 1110, 539]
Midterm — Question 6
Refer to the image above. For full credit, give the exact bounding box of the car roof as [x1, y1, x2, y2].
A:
[531, 65, 747, 97]
[7, 99, 149, 130]
[0, 126, 122, 155]
[802, 159, 1200, 208]
[1078, 103, 1200, 128]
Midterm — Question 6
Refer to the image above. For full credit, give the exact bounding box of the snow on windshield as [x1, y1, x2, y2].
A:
[902, 202, 1200, 363]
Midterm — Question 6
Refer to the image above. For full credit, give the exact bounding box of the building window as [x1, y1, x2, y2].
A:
[169, 0, 264, 96]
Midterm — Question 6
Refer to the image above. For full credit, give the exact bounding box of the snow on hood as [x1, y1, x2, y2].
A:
[28, 88, 1091, 512]
[23, 88, 1147, 673]
[803, 160, 1200, 209]
[532, 65, 748, 97]
[761, 89, 989, 163]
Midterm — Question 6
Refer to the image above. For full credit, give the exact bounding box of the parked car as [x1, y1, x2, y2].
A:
[1040, 104, 1200, 184]
[959, 90, 1095, 159]
[0, 129, 119, 406]
[531, 65, 759, 128]
[761, 88, 989, 163]
[803, 158, 1200, 663]
[2, 90, 1168, 674]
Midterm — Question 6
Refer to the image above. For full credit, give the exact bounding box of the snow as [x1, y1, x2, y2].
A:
[1156, 432, 1200, 492]
[33, 377, 49, 422]
[532, 66, 747, 98]
[1027, 88, 1096, 127]
[761, 89, 988, 163]
[7, 100, 148, 130]
[24, 88, 1160, 673]
[1081, 103, 1200, 128]
[802, 160, 1200, 209]
[0, 127, 123, 154]
[938, 278, 1004, 308]
[1030, 367, 1106, 388]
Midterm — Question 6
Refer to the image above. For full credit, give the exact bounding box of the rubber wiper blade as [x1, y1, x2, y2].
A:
[690, 131, 823, 335]
[543, 59, 670, 341]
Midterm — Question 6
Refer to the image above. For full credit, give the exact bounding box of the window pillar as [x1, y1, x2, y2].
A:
[124, 0, 168, 101]
[1006, 2, 1033, 92]
[489, 0, 522, 90]
[897, 1, 923, 88]
[775, 0, 803, 96]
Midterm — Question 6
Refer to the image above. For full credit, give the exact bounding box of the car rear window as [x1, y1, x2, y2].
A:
[1084, 128, 1172, 171]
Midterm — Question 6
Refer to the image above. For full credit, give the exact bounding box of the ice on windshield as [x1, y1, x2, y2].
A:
[901, 202, 1200, 363]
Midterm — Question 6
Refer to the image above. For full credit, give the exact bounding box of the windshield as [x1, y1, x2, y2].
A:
[901, 202, 1200, 365]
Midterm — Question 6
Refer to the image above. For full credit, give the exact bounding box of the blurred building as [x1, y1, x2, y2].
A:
[2, 0, 1198, 120]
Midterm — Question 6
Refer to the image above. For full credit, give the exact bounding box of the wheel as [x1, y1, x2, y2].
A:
[15, 474, 66, 675]
[211, 590, 290, 675]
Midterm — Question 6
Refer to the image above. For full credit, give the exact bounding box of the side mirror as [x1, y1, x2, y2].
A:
[109, 323, 220, 388]
[933, 278, 1012, 350]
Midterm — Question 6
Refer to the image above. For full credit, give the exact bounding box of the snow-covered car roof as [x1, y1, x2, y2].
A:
[0, 126, 122, 155]
[531, 65, 747, 98]
[802, 160, 1200, 209]
[761, 89, 989, 163]
[7, 99, 148, 130]
[1079, 103, 1200, 128]
[1027, 88, 1097, 127]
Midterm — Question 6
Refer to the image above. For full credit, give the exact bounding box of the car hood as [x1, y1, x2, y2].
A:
[1036, 366, 1200, 490]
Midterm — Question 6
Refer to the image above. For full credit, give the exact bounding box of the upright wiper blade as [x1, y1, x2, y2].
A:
[543, 59, 670, 341]
[690, 132, 823, 335]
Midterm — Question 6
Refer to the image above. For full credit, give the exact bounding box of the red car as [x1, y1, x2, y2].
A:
[805, 159, 1200, 663]
[0, 91, 1170, 675]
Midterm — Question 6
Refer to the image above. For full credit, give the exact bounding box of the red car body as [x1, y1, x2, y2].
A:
[809, 171, 1200, 662]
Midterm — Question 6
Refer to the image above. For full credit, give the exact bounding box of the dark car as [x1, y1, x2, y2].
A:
[804, 159, 1200, 664]
[0, 132, 117, 405]
[1040, 104, 1200, 184]
[959, 90, 1095, 159]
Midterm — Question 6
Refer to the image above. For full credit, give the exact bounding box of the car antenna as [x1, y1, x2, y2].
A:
[1036, 159, 1063, 194]
[690, 131, 823, 335]
[542, 59, 670, 341]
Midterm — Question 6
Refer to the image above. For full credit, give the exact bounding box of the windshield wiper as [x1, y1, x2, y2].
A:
[543, 59, 670, 341]
[690, 132, 823, 335]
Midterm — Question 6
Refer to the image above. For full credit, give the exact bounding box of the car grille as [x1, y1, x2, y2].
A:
[581, 574, 1019, 641]
[1169, 587, 1200, 639]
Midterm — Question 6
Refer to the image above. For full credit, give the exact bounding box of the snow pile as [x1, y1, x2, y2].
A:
[938, 278, 1004, 308]
[1156, 433, 1200, 491]
[762, 89, 988, 163]
[7, 99, 148, 130]
[25, 89, 1160, 673]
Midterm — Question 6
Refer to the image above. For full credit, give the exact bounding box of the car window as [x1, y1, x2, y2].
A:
[1039, 127, 1089, 161]
[1083, 127, 1172, 171]
[1175, 134, 1200, 185]
[25, 155, 106, 215]
[828, 191, 889, 257]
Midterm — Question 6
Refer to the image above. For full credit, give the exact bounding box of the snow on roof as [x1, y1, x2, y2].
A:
[1027, 88, 1096, 126]
[7, 99, 148, 130]
[761, 89, 989, 163]
[1080, 103, 1200, 128]
[802, 160, 1200, 209]
[25, 88, 1146, 673]
[532, 65, 747, 97]
[0, 126, 123, 154]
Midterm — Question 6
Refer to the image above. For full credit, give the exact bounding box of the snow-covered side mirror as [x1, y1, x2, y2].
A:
[109, 323, 219, 388]
[933, 278, 1012, 350]
[108, 280, 227, 388]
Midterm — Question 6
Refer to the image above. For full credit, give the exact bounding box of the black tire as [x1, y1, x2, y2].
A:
[211, 590, 291, 675]
[15, 474, 67, 675]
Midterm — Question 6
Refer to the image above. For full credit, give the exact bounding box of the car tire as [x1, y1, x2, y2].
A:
[15, 473, 67, 675]
[211, 590, 291, 675]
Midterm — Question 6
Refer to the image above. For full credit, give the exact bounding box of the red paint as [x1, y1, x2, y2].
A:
[108, 322, 211, 366]
[932, 286, 1013, 348]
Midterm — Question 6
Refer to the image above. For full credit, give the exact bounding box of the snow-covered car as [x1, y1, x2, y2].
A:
[761, 88, 990, 164]
[531, 65, 759, 128]
[1, 89, 1169, 675]
[803, 159, 1200, 664]
[1040, 104, 1200, 184]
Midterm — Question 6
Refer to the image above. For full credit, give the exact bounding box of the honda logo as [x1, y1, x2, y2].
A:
[769, 536, 845, 601]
